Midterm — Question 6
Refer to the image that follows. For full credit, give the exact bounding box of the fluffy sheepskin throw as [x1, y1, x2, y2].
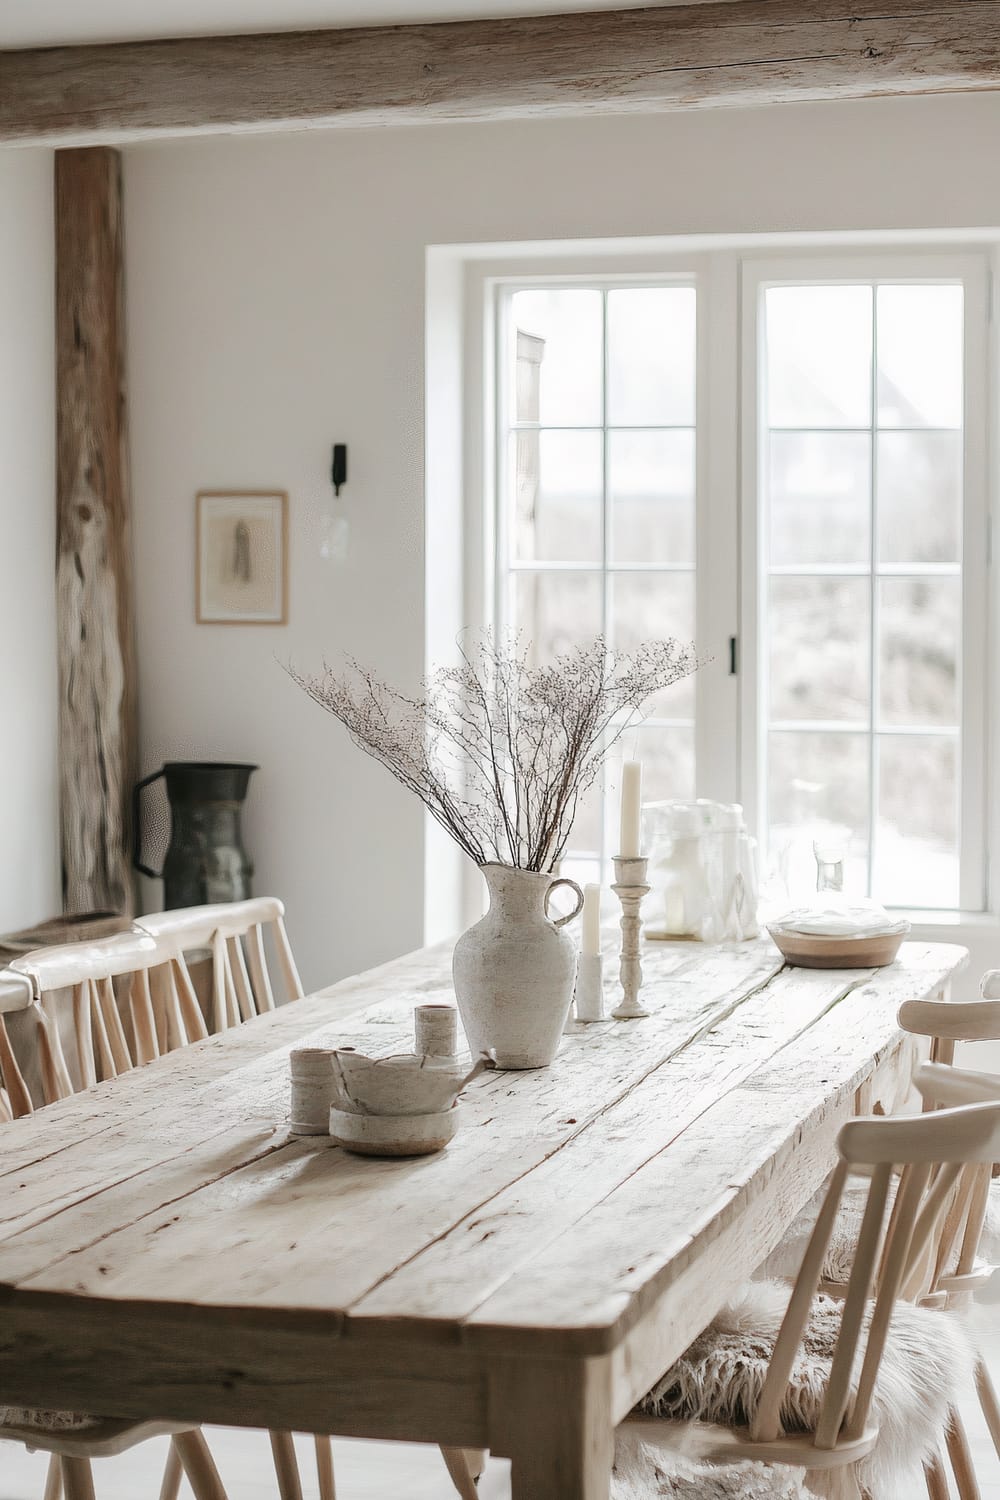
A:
[633, 1281, 973, 1498]
[612, 1425, 808, 1499]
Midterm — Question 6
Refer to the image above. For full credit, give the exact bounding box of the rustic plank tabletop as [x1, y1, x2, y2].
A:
[0, 937, 968, 1498]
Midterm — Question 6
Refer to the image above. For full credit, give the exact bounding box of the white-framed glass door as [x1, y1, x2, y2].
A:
[492, 273, 714, 884]
[740, 253, 989, 911]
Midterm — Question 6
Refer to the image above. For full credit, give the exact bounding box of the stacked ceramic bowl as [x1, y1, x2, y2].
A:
[327, 1048, 488, 1157]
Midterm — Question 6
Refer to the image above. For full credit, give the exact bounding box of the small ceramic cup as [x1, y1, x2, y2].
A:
[414, 1003, 459, 1059]
[289, 1044, 339, 1134]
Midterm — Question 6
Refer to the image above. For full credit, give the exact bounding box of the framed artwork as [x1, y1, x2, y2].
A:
[196, 490, 288, 625]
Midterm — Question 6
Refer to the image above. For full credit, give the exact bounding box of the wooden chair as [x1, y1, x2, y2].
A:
[133, 897, 303, 1033]
[760, 997, 1000, 1497]
[613, 1102, 997, 1500]
[0, 939, 230, 1500]
[0, 932, 310, 1500]
[0, 969, 35, 1119]
[5, 930, 209, 1108]
[908, 1054, 1000, 1495]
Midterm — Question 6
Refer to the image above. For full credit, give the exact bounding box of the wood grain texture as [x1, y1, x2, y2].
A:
[55, 147, 136, 916]
[3, 1, 1000, 145]
[0, 939, 968, 1458]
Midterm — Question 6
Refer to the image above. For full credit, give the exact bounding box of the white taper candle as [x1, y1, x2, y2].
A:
[581, 883, 602, 957]
[619, 759, 643, 859]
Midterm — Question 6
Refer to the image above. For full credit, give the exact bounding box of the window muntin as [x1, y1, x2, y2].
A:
[496, 283, 697, 883]
[759, 281, 967, 908]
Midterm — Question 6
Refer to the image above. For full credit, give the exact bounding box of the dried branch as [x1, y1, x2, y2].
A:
[287, 633, 698, 872]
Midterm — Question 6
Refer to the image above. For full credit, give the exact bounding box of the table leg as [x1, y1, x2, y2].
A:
[489, 1356, 613, 1500]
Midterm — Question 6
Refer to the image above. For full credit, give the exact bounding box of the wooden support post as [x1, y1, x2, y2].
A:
[55, 147, 137, 915]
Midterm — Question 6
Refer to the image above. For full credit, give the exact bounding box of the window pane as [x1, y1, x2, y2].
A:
[767, 730, 870, 892]
[513, 571, 602, 665]
[879, 577, 960, 728]
[768, 431, 870, 566]
[607, 287, 696, 426]
[512, 430, 603, 563]
[765, 285, 872, 428]
[768, 578, 870, 723]
[566, 767, 603, 855]
[634, 725, 696, 823]
[609, 429, 695, 565]
[610, 571, 695, 718]
[877, 285, 963, 429]
[511, 289, 602, 426]
[877, 430, 961, 565]
[874, 735, 958, 906]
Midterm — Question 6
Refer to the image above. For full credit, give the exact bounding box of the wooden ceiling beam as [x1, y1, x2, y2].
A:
[2, 0, 1000, 146]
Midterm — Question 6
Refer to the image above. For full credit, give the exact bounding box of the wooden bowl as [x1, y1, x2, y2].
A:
[328, 1104, 460, 1157]
[767, 923, 909, 970]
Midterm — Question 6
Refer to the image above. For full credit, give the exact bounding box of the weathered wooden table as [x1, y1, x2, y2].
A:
[0, 938, 967, 1499]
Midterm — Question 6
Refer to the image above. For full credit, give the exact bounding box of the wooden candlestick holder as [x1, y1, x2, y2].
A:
[611, 855, 650, 1019]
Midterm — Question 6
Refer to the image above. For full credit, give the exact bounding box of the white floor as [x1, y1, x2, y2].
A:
[2, 1314, 999, 1500]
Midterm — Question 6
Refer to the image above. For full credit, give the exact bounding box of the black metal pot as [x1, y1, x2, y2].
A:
[133, 761, 257, 909]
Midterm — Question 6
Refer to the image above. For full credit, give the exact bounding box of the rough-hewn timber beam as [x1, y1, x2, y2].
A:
[3, 0, 1000, 146]
[56, 148, 137, 914]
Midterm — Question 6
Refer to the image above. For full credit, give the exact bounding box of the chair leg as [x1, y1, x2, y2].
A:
[268, 1431, 304, 1500]
[159, 1434, 185, 1500]
[926, 1450, 951, 1500]
[171, 1431, 229, 1500]
[440, 1447, 480, 1500]
[314, 1435, 336, 1500]
[59, 1458, 95, 1500]
[43, 1454, 63, 1500]
[976, 1354, 1000, 1461]
[945, 1410, 982, 1500]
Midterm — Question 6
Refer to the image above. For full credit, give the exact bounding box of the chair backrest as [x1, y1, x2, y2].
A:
[0, 971, 34, 1120]
[898, 988, 1000, 1287]
[750, 1100, 1000, 1455]
[134, 897, 303, 1034]
[911, 1059, 1000, 1300]
[898, 996, 1000, 1064]
[2, 930, 209, 1115]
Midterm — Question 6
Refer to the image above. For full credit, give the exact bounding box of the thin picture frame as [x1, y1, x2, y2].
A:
[196, 490, 288, 625]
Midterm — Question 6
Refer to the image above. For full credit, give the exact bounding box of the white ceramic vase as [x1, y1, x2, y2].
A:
[453, 863, 584, 1069]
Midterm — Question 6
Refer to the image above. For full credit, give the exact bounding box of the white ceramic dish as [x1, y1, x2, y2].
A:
[328, 1104, 461, 1157]
[767, 922, 910, 970]
[329, 1048, 490, 1116]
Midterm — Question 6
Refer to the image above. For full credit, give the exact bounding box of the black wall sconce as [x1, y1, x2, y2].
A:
[332, 443, 347, 496]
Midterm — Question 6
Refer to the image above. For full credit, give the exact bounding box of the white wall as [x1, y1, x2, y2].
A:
[124, 92, 1000, 992]
[0, 148, 60, 934]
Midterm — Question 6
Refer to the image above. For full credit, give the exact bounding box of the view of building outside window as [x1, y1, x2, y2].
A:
[497, 277, 967, 907]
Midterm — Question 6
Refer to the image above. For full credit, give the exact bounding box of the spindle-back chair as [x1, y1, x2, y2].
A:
[0, 970, 34, 1120]
[0, 937, 230, 1500]
[620, 1101, 1000, 1498]
[134, 897, 302, 1034]
[4, 931, 208, 1112]
[908, 1053, 1000, 1495]
[0, 931, 312, 1500]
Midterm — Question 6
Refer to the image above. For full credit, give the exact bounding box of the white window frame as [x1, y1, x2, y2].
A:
[451, 239, 994, 928]
[739, 251, 991, 914]
[492, 271, 706, 876]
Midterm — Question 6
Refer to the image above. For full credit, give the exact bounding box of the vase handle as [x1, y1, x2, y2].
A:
[545, 877, 585, 929]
